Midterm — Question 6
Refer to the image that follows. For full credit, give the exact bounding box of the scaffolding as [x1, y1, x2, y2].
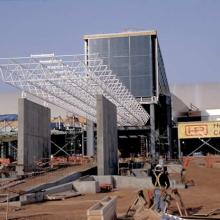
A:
[0, 53, 149, 126]
[140, 136, 146, 157]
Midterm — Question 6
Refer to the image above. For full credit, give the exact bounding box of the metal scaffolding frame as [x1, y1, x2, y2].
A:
[0, 53, 149, 126]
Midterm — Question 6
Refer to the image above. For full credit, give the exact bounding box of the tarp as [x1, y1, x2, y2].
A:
[0, 114, 18, 122]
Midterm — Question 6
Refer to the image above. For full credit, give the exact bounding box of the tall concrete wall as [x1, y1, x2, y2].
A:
[96, 95, 118, 175]
[17, 98, 51, 174]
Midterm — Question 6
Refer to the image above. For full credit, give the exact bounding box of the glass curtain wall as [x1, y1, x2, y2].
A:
[157, 43, 170, 96]
[87, 36, 153, 97]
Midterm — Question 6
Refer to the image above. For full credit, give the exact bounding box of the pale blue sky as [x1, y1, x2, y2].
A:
[0, 0, 220, 91]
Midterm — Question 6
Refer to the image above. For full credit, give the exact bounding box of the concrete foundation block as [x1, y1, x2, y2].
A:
[170, 180, 176, 189]
[93, 176, 114, 187]
[170, 180, 185, 189]
[73, 181, 100, 193]
[87, 196, 117, 220]
[8, 201, 22, 207]
[20, 192, 44, 205]
[174, 184, 185, 189]
[79, 175, 95, 181]
[27, 172, 81, 194]
[43, 182, 74, 196]
[166, 164, 183, 174]
[113, 176, 153, 189]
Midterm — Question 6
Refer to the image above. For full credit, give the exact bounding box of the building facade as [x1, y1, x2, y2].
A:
[84, 31, 171, 158]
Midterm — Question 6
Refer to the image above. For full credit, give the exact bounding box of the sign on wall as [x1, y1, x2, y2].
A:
[178, 121, 220, 139]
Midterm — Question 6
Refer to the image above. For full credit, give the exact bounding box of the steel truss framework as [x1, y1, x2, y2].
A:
[0, 54, 149, 126]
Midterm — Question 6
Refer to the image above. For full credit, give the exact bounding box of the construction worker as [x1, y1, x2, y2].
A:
[151, 164, 170, 213]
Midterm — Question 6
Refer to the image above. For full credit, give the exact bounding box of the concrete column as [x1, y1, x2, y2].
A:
[96, 95, 118, 175]
[16, 98, 51, 175]
[167, 125, 172, 157]
[150, 104, 156, 158]
[178, 139, 181, 159]
[86, 120, 94, 156]
[8, 142, 12, 157]
[82, 130, 85, 156]
[0, 144, 4, 158]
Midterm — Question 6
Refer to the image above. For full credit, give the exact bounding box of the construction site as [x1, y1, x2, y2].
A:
[0, 30, 220, 220]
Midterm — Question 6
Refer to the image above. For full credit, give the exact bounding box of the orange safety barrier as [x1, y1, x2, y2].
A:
[183, 157, 191, 168]
[205, 156, 213, 168]
[0, 158, 10, 165]
[183, 155, 220, 168]
[205, 155, 220, 168]
[67, 156, 91, 165]
[147, 189, 153, 201]
[50, 156, 67, 166]
[49, 156, 92, 167]
[68, 156, 83, 165]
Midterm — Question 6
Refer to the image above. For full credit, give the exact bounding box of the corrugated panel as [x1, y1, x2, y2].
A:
[0, 114, 18, 122]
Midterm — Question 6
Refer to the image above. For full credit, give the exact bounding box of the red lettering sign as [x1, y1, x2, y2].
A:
[185, 124, 208, 137]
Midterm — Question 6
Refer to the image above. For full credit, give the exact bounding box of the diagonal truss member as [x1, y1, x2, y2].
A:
[0, 53, 149, 126]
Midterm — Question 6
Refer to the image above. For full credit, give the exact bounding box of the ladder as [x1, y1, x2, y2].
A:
[140, 136, 146, 157]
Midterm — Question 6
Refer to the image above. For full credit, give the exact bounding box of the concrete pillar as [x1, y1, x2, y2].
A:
[86, 120, 94, 156]
[16, 98, 51, 175]
[8, 142, 12, 157]
[150, 104, 156, 158]
[96, 95, 118, 175]
[178, 139, 181, 159]
[82, 130, 85, 156]
[167, 124, 172, 157]
[0, 144, 4, 158]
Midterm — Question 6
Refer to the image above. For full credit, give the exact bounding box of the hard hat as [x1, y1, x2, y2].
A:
[155, 164, 163, 171]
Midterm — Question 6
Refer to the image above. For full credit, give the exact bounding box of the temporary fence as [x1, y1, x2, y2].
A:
[183, 155, 220, 168]
[48, 156, 93, 167]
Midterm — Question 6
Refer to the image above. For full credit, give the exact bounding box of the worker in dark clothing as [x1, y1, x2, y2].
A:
[151, 164, 170, 212]
[152, 164, 170, 188]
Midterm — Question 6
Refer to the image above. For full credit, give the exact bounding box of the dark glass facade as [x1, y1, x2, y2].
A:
[85, 34, 170, 99]
[87, 36, 153, 97]
[157, 43, 170, 96]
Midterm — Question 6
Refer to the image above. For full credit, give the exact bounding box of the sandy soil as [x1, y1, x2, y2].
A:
[0, 164, 220, 220]
[178, 165, 220, 215]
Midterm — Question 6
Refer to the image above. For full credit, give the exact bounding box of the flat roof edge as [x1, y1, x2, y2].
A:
[83, 30, 157, 40]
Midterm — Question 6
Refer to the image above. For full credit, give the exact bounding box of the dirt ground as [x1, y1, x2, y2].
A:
[0, 164, 220, 220]
[178, 165, 220, 215]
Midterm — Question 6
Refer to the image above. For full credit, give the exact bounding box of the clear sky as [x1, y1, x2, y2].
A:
[0, 0, 219, 91]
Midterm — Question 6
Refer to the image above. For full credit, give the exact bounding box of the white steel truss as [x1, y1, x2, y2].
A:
[0, 53, 149, 126]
